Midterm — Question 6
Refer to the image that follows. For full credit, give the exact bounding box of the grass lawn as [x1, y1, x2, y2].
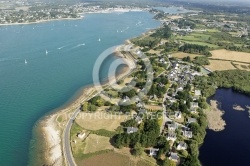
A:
[78, 151, 131, 166]
[84, 134, 113, 154]
[75, 111, 129, 131]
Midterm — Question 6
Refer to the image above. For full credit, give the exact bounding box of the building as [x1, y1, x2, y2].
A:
[183, 130, 193, 138]
[177, 142, 187, 150]
[135, 116, 143, 124]
[127, 127, 138, 134]
[194, 90, 201, 96]
[149, 148, 159, 156]
[169, 152, 179, 162]
[167, 132, 177, 142]
[187, 118, 197, 124]
[191, 102, 199, 109]
[175, 111, 182, 119]
[77, 132, 85, 139]
[168, 122, 178, 131]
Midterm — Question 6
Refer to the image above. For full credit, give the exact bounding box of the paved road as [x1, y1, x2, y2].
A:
[64, 108, 81, 166]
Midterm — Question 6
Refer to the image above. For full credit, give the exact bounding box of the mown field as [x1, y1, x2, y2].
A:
[210, 49, 250, 63]
[75, 110, 129, 131]
[205, 59, 236, 71]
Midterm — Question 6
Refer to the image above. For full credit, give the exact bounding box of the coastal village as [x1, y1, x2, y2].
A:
[66, 22, 209, 165]
[63, 5, 250, 166]
[0, 2, 145, 24]
[9, 2, 249, 166]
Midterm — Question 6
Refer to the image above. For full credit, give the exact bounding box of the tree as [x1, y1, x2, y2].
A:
[132, 143, 144, 157]
[163, 158, 176, 166]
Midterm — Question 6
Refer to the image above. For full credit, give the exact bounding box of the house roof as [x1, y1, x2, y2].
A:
[195, 90, 201, 96]
[183, 130, 193, 138]
[170, 152, 179, 160]
[188, 118, 197, 123]
[127, 127, 138, 133]
[177, 141, 187, 149]
[167, 131, 176, 138]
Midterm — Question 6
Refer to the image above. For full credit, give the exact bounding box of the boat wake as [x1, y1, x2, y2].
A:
[58, 46, 67, 50]
[72, 43, 86, 49]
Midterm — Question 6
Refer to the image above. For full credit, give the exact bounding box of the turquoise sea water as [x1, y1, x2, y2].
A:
[0, 12, 160, 165]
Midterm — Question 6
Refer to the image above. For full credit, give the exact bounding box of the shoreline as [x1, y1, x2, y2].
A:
[0, 16, 84, 27]
[30, 42, 136, 165]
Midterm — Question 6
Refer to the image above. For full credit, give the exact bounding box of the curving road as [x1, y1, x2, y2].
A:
[64, 108, 81, 166]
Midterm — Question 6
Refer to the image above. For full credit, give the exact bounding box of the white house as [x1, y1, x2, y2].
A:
[77, 132, 85, 139]
[127, 127, 138, 134]
[149, 148, 159, 156]
[177, 142, 187, 150]
[195, 90, 201, 96]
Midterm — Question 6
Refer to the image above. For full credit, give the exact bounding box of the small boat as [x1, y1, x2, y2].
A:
[98, 38, 101, 42]
[117, 30, 119, 33]
[25, 59, 27, 64]
[46, 50, 48, 55]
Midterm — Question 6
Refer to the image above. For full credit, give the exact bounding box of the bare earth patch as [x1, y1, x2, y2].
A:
[75, 111, 129, 131]
[205, 59, 236, 71]
[210, 49, 250, 63]
[205, 100, 226, 131]
[84, 134, 113, 154]
[145, 105, 162, 111]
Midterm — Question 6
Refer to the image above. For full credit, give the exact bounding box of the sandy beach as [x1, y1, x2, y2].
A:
[205, 100, 226, 132]
[35, 43, 136, 165]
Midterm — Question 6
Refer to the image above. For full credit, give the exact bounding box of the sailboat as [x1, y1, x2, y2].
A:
[98, 38, 101, 42]
[25, 59, 27, 64]
[46, 50, 48, 55]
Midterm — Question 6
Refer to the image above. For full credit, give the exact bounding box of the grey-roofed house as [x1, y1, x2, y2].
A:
[187, 118, 197, 124]
[135, 116, 143, 124]
[149, 148, 159, 156]
[183, 130, 193, 138]
[168, 122, 178, 131]
[127, 127, 138, 134]
[139, 109, 147, 115]
[191, 102, 199, 109]
[174, 111, 182, 119]
[167, 132, 177, 142]
[169, 152, 179, 162]
[177, 142, 187, 150]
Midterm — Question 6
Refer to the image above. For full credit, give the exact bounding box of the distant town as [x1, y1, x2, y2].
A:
[0, 1, 145, 24]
